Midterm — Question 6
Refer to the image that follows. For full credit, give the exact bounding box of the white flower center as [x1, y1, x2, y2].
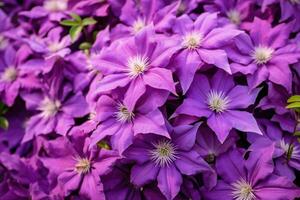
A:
[251, 46, 274, 64]
[232, 179, 255, 200]
[132, 19, 145, 33]
[149, 140, 178, 167]
[227, 9, 241, 25]
[1, 67, 18, 82]
[48, 42, 63, 53]
[44, 0, 68, 12]
[127, 55, 149, 78]
[290, 0, 300, 4]
[207, 90, 230, 113]
[39, 98, 61, 118]
[0, 35, 8, 50]
[115, 103, 134, 122]
[74, 157, 91, 174]
[182, 32, 203, 50]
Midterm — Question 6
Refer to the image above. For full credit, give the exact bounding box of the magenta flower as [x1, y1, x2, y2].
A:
[204, 0, 254, 27]
[21, 73, 89, 142]
[91, 26, 177, 109]
[111, 0, 178, 39]
[23, 27, 71, 59]
[203, 144, 300, 200]
[229, 18, 300, 91]
[123, 123, 212, 200]
[170, 13, 242, 93]
[173, 70, 262, 142]
[0, 46, 41, 106]
[89, 92, 169, 153]
[41, 134, 119, 199]
[248, 120, 300, 181]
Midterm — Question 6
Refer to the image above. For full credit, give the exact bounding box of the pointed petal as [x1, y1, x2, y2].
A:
[143, 68, 176, 94]
[131, 162, 159, 186]
[157, 166, 182, 200]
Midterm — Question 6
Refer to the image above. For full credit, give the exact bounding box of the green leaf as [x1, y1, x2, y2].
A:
[287, 95, 300, 103]
[286, 102, 300, 109]
[286, 144, 294, 161]
[0, 117, 9, 129]
[70, 26, 83, 42]
[97, 140, 111, 150]
[79, 42, 92, 50]
[60, 20, 79, 26]
[294, 131, 300, 137]
[70, 13, 82, 22]
[82, 17, 97, 26]
[0, 102, 8, 115]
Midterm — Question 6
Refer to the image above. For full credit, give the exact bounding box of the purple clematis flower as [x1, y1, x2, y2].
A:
[173, 70, 262, 143]
[71, 0, 110, 17]
[229, 18, 300, 91]
[170, 13, 241, 93]
[41, 132, 119, 199]
[123, 123, 213, 200]
[23, 27, 71, 59]
[89, 90, 169, 153]
[204, 0, 254, 27]
[0, 46, 41, 106]
[101, 162, 166, 200]
[203, 144, 300, 200]
[111, 0, 179, 39]
[0, 152, 35, 199]
[19, 0, 69, 21]
[195, 125, 238, 165]
[248, 120, 300, 181]
[21, 68, 89, 142]
[0, 9, 11, 52]
[260, 0, 300, 31]
[91, 26, 177, 109]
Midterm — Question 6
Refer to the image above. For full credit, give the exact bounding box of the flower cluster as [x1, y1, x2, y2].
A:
[1, 0, 300, 199]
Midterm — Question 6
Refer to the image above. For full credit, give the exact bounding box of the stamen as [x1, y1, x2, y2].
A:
[48, 42, 63, 53]
[182, 32, 203, 50]
[149, 140, 178, 167]
[74, 157, 91, 174]
[232, 179, 255, 200]
[251, 45, 274, 65]
[1, 67, 18, 82]
[115, 103, 134, 122]
[227, 9, 241, 25]
[0, 35, 8, 50]
[207, 90, 230, 113]
[127, 55, 149, 78]
[44, 0, 68, 12]
[132, 19, 145, 33]
[39, 98, 61, 118]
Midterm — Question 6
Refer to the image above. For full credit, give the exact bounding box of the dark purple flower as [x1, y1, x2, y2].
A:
[195, 125, 238, 164]
[102, 162, 166, 200]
